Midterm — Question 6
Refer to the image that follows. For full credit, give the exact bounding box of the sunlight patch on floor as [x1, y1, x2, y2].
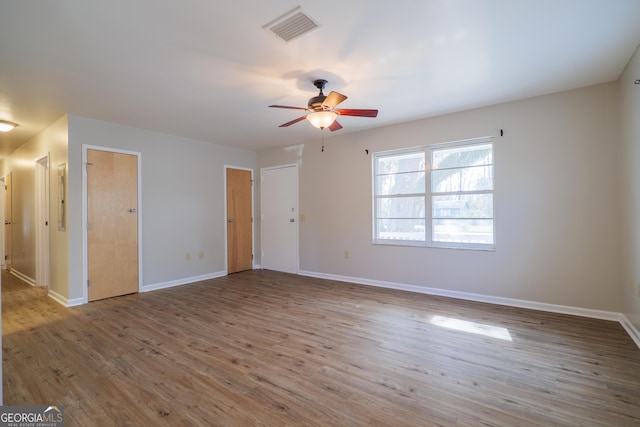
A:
[430, 315, 512, 341]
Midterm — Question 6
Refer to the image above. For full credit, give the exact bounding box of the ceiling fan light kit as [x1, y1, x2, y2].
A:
[306, 111, 337, 129]
[0, 120, 18, 132]
[269, 79, 378, 132]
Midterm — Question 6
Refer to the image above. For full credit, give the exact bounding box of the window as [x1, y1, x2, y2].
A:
[373, 138, 494, 250]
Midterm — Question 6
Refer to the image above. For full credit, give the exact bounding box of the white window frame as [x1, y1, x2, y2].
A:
[373, 137, 495, 251]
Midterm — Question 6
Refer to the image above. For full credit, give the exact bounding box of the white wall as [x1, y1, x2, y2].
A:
[47, 116, 70, 299]
[259, 82, 622, 312]
[67, 115, 257, 301]
[620, 45, 640, 329]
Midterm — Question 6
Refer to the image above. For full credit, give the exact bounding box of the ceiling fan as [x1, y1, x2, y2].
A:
[268, 79, 378, 131]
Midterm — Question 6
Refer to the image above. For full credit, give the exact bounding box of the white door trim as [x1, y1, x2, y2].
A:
[35, 153, 51, 288]
[0, 176, 5, 270]
[82, 145, 143, 304]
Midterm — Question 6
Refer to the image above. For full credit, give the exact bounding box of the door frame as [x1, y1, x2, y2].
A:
[260, 163, 299, 273]
[82, 145, 143, 304]
[223, 165, 255, 273]
[0, 176, 5, 270]
[35, 153, 51, 287]
[3, 173, 11, 272]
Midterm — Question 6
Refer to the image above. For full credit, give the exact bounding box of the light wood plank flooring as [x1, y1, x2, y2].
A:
[3, 270, 640, 426]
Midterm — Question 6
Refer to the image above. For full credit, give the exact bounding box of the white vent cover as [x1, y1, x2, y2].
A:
[263, 6, 319, 42]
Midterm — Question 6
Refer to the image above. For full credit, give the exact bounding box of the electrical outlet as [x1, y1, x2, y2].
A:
[185, 252, 191, 261]
[344, 250, 350, 259]
[199, 251, 204, 259]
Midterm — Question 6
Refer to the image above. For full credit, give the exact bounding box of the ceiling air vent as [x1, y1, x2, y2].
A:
[263, 6, 319, 43]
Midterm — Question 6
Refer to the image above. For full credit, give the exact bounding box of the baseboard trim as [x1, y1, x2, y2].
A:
[298, 270, 638, 348]
[66, 297, 86, 307]
[46, 289, 84, 307]
[142, 270, 227, 293]
[10, 269, 36, 287]
[46, 271, 228, 307]
[619, 314, 640, 349]
[47, 289, 67, 306]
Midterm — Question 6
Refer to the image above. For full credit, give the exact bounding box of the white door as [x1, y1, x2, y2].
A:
[261, 165, 298, 273]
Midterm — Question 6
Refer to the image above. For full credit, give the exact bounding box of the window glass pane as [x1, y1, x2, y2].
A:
[432, 194, 493, 219]
[377, 196, 425, 218]
[376, 151, 425, 174]
[376, 171, 425, 195]
[431, 165, 493, 193]
[432, 143, 492, 169]
[377, 219, 426, 241]
[373, 139, 494, 249]
[432, 219, 494, 244]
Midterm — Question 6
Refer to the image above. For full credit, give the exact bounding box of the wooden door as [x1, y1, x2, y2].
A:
[261, 166, 298, 273]
[227, 168, 252, 273]
[4, 173, 11, 271]
[87, 149, 139, 301]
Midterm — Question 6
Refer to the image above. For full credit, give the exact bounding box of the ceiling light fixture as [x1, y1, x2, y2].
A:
[0, 120, 18, 132]
[306, 111, 337, 129]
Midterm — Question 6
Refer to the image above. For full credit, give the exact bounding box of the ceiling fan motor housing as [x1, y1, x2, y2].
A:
[308, 95, 328, 111]
[308, 79, 329, 111]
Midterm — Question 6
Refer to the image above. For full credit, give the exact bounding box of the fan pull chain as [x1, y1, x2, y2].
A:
[321, 128, 325, 152]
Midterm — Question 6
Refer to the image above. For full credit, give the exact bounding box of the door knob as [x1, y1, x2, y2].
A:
[129, 208, 137, 213]
[228, 218, 234, 223]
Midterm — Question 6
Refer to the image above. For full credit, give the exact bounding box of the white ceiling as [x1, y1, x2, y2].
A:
[1, 0, 639, 157]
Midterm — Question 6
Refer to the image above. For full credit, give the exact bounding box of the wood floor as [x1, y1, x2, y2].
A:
[3, 270, 640, 426]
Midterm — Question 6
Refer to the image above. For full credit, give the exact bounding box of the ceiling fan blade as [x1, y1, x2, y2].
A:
[336, 108, 378, 118]
[279, 116, 307, 127]
[322, 91, 348, 109]
[328, 120, 343, 132]
[269, 105, 308, 110]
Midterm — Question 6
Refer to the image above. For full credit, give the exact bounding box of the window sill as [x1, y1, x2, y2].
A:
[373, 240, 495, 252]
